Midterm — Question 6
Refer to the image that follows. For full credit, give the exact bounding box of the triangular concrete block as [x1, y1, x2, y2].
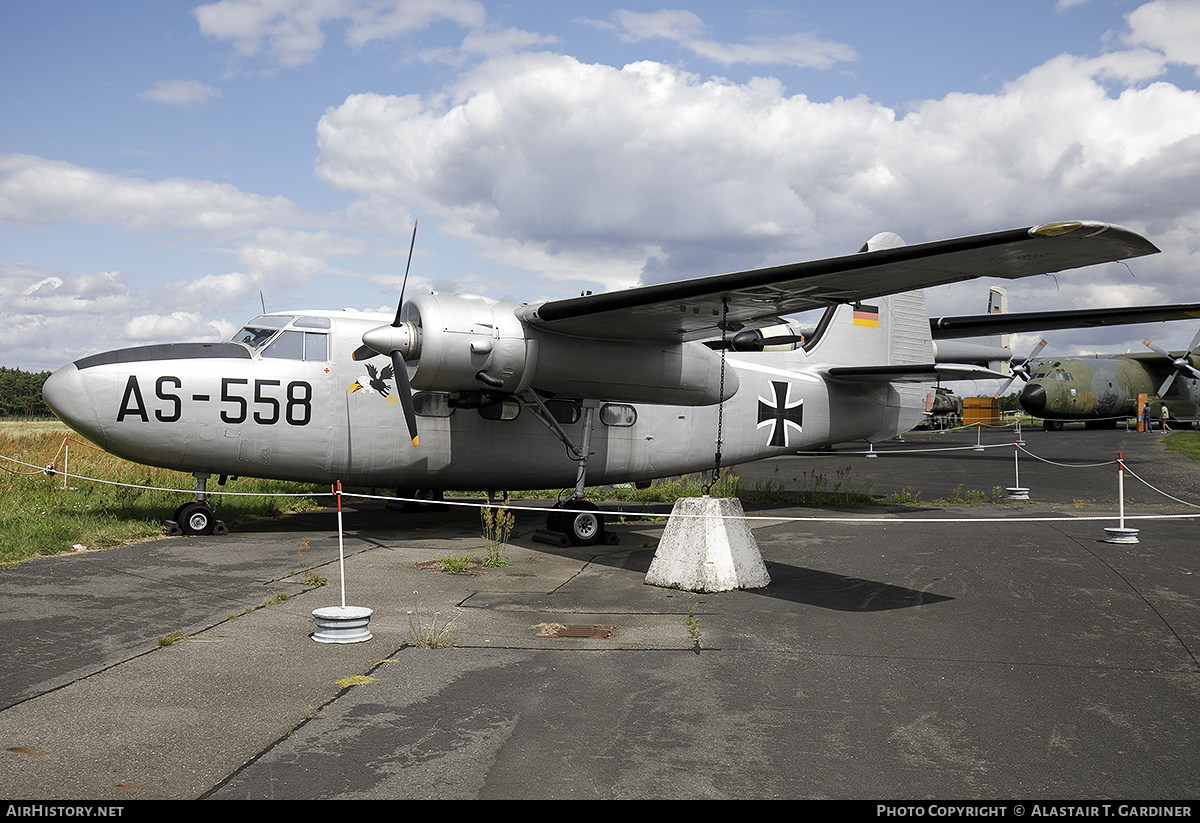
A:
[645, 496, 770, 592]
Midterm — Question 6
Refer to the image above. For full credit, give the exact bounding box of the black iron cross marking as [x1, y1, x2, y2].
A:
[757, 381, 803, 447]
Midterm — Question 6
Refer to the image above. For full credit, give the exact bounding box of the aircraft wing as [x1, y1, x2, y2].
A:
[931, 302, 1200, 339]
[826, 364, 1010, 383]
[519, 221, 1158, 342]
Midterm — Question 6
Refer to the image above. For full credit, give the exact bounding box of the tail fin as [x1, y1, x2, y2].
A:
[802, 231, 934, 368]
[985, 287, 1012, 375]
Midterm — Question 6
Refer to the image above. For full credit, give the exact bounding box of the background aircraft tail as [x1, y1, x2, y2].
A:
[984, 286, 1012, 375]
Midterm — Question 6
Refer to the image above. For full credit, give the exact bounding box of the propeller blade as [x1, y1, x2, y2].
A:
[993, 375, 1018, 398]
[995, 338, 1048, 397]
[1024, 338, 1048, 365]
[393, 219, 418, 327]
[1158, 370, 1178, 398]
[1143, 338, 1173, 360]
[352, 344, 378, 361]
[389, 350, 419, 447]
[760, 334, 806, 347]
[1185, 326, 1200, 355]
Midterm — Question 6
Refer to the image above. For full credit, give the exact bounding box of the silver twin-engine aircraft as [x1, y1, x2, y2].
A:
[42, 221, 1160, 542]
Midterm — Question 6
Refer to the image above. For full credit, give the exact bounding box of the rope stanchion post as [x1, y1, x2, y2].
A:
[311, 480, 374, 643]
[1104, 452, 1140, 544]
[973, 424, 985, 452]
[1006, 440, 1030, 500]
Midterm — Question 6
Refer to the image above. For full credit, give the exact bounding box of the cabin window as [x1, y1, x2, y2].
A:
[303, 332, 328, 361]
[413, 392, 454, 418]
[600, 404, 637, 427]
[546, 399, 581, 424]
[478, 400, 521, 421]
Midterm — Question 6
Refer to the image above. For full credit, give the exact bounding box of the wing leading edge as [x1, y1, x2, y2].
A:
[518, 221, 1159, 343]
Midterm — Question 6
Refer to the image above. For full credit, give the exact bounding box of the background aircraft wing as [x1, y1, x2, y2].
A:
[930, 302, 1200, 339]
[826, 364, 1010, 382]
[519, 221, 1158, 342]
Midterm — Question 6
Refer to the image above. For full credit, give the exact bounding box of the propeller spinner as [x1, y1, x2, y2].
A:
[1143, 326, 1200, 398]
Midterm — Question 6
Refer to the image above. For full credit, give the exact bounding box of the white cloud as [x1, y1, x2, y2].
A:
[136, 79, 223, 106]
[609, 9, 858, 69]
[1124, 0, 1200, 73]
[193, 0, 488, 67]
[10, 2, 1200, 370]
[121, 311, 234, 343]
[0, 154, 309, 238]
[313, 43, 1200, 297]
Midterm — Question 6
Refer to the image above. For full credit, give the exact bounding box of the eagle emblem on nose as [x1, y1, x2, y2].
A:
[348, 362, 399, 404]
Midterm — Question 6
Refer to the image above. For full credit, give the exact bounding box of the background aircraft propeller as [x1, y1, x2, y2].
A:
[994, 338, 1048, 397]
[1143, 326, 1200, 397]
[355, 220, 422, 447]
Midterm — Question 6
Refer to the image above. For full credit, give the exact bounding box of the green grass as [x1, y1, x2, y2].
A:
[0, 422, 323, 564]
[452, 465, 879, 509]
[1163, 431, 1200, 461]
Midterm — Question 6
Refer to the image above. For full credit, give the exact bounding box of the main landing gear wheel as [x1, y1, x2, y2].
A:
[395, 489, 444, 512]
[1043, 420, 1064, 431]
[550, 500, 605, 546]
[176, 502, 217, 536]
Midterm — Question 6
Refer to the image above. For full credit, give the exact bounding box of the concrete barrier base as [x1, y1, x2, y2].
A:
[645, 496, 770, 592]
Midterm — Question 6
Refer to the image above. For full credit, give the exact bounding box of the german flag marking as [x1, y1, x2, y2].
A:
[853, 305, 879, 328]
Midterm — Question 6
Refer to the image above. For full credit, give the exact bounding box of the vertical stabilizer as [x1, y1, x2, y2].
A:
[805, 231, 935, 368]
[986, 287, 1012, 375]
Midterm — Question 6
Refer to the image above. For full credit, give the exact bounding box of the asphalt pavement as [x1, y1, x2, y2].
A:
[2, 423, 1200, 800]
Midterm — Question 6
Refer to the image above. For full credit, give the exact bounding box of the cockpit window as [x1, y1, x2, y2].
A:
[1033, 368, 1074, 382]
[232, 326, 281, 351]
[293, 316, 331, 329]
[231, 316, 294, 352]
[262, 330, 329, 361]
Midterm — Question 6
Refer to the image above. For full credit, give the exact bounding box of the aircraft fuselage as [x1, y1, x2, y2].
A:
[42, 308, 927, 492]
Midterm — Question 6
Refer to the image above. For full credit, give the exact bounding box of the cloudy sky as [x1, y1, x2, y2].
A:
[3, 0, 1200, 374]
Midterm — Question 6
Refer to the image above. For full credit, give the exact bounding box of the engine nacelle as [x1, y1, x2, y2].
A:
[528, 331, 737, 406]
[403, 292, 737, 405]
[404, 293, 534, 393]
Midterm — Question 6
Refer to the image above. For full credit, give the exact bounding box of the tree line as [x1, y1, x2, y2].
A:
[0, 367, 53, 417]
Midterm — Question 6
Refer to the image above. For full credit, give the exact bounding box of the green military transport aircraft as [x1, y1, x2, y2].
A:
[1017, 329, 1200, 430]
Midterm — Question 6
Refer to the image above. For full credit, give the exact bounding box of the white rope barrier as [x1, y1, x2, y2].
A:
[1123, 464, 1200, 511]
[7, 413, 1200, 534]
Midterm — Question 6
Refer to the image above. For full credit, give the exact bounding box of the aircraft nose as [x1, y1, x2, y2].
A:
[42, 363, 103, 443]
[1019, 382, 1047, 416]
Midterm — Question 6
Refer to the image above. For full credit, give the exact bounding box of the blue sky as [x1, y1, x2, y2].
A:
[4, 0, 1200, 373]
